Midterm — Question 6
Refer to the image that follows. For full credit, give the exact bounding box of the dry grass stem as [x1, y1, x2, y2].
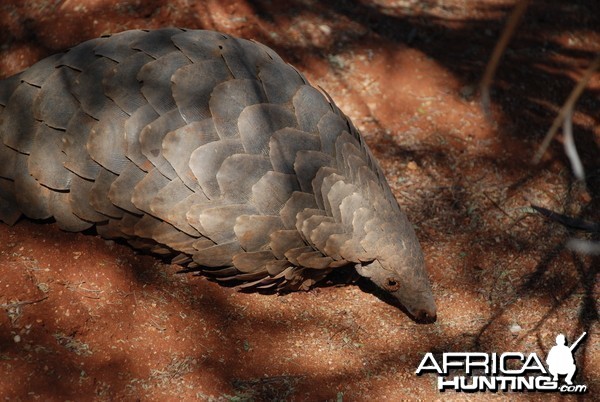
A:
[533, 53, 600, 164]
[479, 0, 531, 115]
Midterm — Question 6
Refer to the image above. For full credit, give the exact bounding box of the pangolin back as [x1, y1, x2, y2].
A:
[0, 28, 436, 321]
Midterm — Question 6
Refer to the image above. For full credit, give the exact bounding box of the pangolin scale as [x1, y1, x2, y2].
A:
[0, 28, 436, 322]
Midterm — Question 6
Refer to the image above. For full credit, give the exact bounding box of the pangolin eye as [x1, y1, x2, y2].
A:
[384, 278, 401, 291]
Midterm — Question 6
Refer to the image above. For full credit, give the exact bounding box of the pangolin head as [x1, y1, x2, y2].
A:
[355, 216, 437, 323]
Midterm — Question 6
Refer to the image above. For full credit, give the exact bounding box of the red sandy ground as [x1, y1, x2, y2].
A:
[0, 1, 598, 400]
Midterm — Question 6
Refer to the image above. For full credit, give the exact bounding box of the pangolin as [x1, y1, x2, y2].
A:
[0, 28, 436, 322]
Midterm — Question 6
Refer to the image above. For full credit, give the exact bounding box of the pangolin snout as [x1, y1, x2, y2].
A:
[414, 308, 437, 324]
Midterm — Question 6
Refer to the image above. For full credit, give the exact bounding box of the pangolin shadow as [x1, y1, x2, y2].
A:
[16, 220, 433, 324]
[180, 263, 436, 324]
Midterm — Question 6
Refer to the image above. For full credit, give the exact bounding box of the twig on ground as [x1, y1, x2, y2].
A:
[479, 0, 531, 116]
[531, 205, 599, 232]
[483, 191, 512, 219]
[533, 53, 600, 165]
[0, 296, 49, 309]
[567, 239, 600, 255]
[561, 106, 585, 180]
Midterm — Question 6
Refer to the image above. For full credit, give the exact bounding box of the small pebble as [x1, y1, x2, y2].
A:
[13, 335, 21, 343]
[319, 25, 331, 35]
[459, 85, 476, 99]
[509, 324, 522, 334]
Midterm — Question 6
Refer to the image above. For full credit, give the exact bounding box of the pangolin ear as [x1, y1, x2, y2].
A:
[355, 262, 373, 278]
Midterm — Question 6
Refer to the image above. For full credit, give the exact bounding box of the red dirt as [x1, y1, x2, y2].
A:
[0, 1, 598, 400]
